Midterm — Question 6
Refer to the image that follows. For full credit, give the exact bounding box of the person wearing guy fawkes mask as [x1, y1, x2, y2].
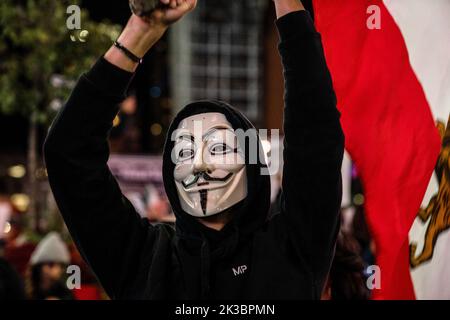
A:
[44, 0, 344, 300]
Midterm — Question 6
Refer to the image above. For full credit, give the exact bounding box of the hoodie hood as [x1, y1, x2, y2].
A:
[163, 100, 271, 244]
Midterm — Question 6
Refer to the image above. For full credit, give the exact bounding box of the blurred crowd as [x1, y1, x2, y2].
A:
[0, 204, 107, 300]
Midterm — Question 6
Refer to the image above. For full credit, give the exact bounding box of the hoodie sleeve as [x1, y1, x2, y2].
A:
[276, 11, 345, 287]
[43, 58, 156, 299]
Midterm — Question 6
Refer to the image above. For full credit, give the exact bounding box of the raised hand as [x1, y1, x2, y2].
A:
[106, 0, 197, 71]
[150, 0, 197, 26]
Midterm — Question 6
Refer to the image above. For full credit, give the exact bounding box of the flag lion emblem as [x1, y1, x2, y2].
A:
[410, 116, 450, 268]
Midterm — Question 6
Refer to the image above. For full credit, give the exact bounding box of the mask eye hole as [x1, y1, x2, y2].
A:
[179, 148, 195, 160]
[210, 143, 232, 156]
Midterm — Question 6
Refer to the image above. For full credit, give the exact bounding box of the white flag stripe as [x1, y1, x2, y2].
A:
[384, 0, 450, 300]
[384, 0, 450, 122]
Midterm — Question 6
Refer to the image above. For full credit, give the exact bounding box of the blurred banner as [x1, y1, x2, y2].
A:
[108, 154, 163, 194]
[108, 155, 168, 220]
[313, 0, 450, 299]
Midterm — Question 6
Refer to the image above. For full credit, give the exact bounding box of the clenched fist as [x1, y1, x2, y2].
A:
[106, 0, 197, 71]
[130, 0, 197, 27]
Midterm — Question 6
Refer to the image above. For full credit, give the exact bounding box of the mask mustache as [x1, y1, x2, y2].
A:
[182, 171, 233, 189]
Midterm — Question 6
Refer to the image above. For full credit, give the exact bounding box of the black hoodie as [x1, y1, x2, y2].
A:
[43, 11, 344, 300]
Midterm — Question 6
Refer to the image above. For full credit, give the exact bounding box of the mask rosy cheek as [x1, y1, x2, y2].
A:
[173, 163, 194, 181]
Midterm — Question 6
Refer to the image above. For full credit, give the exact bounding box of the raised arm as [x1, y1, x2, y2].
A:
[274, 0, 345, 292]
[43, 0, 196, 298]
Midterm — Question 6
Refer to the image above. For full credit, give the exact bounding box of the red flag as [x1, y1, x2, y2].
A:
[313, 0, 441, 299]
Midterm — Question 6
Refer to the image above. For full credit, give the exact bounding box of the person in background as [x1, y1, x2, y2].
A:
[0, 202, 26, 300]
[321, 232, 370, 300]
[352, 206, 376, 267]
[26, 232, 74, 300]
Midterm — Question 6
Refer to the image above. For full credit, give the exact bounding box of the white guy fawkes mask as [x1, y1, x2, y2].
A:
[172, 113, 247, 217]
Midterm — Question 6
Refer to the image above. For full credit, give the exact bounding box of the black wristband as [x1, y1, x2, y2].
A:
[113, 41, 143, 64]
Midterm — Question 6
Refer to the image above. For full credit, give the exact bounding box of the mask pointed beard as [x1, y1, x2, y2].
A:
[200, 189, 208, 215]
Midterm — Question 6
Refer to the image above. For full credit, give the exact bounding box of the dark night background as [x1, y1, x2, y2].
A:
[0, 0, 314, 156]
